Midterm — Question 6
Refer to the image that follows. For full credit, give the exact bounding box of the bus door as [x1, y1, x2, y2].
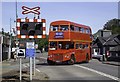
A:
[79, 44, 86, 61]
[75, 44, 81, 62]
[75, 43, 84, 62]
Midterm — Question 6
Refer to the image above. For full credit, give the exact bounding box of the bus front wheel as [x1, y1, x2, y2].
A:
[47, 59, 55, 65]
[68, 55, 75, 65]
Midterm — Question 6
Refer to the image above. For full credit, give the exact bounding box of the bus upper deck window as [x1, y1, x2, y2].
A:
[79, 27, 82, 33]
[81, 28, 84, 33]
[75, 27, 79, 32]
[60, 25, 69, 31]
[70, 25, 74, 31]
[86, 28, 90, 34]
[51, 25, 58, 31]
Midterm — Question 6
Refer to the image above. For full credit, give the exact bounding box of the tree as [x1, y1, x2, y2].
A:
[36, 35, 49, 49]
[103, 18, 120, 34]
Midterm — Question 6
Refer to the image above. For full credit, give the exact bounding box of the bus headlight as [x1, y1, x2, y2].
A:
[65, 55, 70, 58]
[48, 55, 53, 58]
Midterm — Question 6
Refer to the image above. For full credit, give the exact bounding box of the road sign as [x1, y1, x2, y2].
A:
[26, 42, 35, 49]
[26, 42, 35, 57]
[35, 44, 38, 49]
[22, 6, 40, 15]
[17, 49, 25, 58]
[26, 49, 35, 57]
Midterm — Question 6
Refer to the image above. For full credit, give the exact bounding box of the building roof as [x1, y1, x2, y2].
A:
[104, 40, 118, 46]
[103, 34, 120, 46]
[92, 37, 106, 47]
[97, 37, 107, 44]
[92, 43, 98, 48]
[92, 34, 120, 47]
[93, 29, 112, 38]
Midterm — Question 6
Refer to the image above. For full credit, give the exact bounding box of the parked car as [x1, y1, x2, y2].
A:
[106, 51, 120, 62]
[92, 54, 103, 61]
[36, 50, 41, 53]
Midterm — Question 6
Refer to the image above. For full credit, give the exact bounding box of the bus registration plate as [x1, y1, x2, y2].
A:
[56, 61, 60, 63]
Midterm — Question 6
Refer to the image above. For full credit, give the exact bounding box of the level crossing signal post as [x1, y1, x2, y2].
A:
[16, 18, 46, 80]
[16, 6, 46, 81]
[16, 18, 46, 81]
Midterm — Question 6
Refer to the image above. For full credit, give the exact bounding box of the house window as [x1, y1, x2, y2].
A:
[95, 49, 99, 52]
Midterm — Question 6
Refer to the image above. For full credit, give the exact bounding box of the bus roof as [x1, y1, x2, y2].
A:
[50, 20, 91, 29]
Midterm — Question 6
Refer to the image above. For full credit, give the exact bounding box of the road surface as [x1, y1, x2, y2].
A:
[35, 52, 119, 81]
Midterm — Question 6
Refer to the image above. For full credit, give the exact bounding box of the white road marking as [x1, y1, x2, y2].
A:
[74, 65, 119, 81]
[40, 57, 47, 60]
[23, 63, 41, 72]
[23, 63, 29, 68]
[36, 69, 41, 72]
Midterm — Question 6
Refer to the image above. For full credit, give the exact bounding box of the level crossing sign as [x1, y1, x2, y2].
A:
[26, 42, 35, 57]
[22, 6, 40, 15]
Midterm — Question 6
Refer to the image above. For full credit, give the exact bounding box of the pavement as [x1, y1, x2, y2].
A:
[1, 58, 29, 75]
[92, 57, 120, 66]
[2, 68, 49, 81]
[0, 56, 49, 81]
[0, 52, 119, 81]
[102, 61, 120, 66]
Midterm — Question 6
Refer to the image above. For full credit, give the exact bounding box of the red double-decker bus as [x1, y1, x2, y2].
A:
[47, 20, 92, 65]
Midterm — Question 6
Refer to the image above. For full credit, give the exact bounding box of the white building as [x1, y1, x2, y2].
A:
[0, 33, 2, 62]
[0, 32, 11, 62]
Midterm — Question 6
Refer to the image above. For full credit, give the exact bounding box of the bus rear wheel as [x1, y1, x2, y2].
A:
[68, 55, 75, 65]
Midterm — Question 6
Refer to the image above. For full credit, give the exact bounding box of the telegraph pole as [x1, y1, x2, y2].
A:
[8, 18, 12, 60]
[15, 0, 22, 81]
[1, 28, 4, 63]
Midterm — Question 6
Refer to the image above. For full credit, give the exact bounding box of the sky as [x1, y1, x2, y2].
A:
[1, 1, 118, 35]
